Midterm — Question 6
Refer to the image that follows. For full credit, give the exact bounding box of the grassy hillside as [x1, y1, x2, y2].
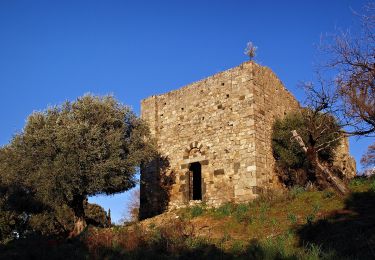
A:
[1, 177, 375, 259]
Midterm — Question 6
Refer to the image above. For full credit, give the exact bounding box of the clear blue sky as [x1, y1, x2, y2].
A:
[0, 0, 372, 223]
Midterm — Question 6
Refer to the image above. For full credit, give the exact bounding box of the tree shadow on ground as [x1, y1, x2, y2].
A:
[297, 189, 375, 259]
[0, 233, 301, 260]
[0, 234, 88, 260]
[90, 239, 299, 260]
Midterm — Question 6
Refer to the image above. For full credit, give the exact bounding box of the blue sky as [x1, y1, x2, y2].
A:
[0, 0, 372, 223]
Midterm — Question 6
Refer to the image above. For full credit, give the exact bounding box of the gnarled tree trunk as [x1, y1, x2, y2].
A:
[68, 195, 87, 238]
[291, 130, 350, 195]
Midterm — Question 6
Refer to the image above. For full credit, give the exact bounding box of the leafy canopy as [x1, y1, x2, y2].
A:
[0, 94, 155, 222]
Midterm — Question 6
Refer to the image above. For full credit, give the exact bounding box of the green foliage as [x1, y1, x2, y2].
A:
[3, 181, 375, 259]
[370, 180, 375, 192]
[233, 204, 249, 223]
[28, 205, 74, 236]
[179, 205, 205, 220]
[85, 203, 111, 227]
[212, 203, 233, 219]
[350, 177, 368, 187]
[287, 213, 298, 225]
[0, 210, 16, 243]
[305, 204, 320, 225]
[272, 112, 307, 169]
[210, 203, 251, 223]
[289, 185, 305, 198]
[272, 109, 341, 187]
[0, 181, 43, 242]
[322, 189, 335, 199]
[230, 240, 245, 254]
[349, 176, 375, 193]
[190, 205, 204, 218]
[0, 94, 155, 236]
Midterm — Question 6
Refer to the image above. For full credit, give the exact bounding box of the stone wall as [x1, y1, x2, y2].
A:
[333, 138, 357, 179]
[140, 61, 300, 218]
[139, 61, 355, 219]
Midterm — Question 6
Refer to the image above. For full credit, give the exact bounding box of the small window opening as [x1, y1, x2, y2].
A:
[189, 162, 202, 200]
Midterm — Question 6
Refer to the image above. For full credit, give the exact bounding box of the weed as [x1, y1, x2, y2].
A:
[289, 185, 305, 198]
[259, 202, 270, 213]
[234, 203, 249, 223]
[306, 214, 315, 225]
[258, 202, 269, 223]
[230, 240, 245, 254]
[285, 229, 294, 240]
[213, 203, 233, 219]
[350, 177, 367, 187]
[222, 231, 231, 242]
[255, 188, 289, 205]
[272, 218, 277, 225]
[312, 203, 321, 214]
[304, 243, 322, 260]
[287, 213, 298, 225]
[322, 189, 335, 199]
[190, 205, 204, 218]
[261, 236, 289, 259]
[185, 236, 208, 250]
[370, 180, 375, 192]
[148, 223, 156, 229]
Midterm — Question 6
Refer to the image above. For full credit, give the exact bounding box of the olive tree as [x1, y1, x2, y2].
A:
[0, 95, 155, 236]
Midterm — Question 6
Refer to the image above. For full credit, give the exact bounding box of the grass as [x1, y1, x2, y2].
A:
[190, 205, 204, 218]
[1, 176, 375, 259]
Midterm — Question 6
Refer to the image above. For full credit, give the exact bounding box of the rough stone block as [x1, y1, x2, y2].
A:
[139, 61, 354, 220]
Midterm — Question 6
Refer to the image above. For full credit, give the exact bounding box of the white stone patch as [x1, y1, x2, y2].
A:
[247, 165, 256, 172]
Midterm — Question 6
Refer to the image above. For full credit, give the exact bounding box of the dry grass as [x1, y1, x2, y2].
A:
[2, 177, 375, 259]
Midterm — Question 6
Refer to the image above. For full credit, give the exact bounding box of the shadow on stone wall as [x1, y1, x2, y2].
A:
[139, 154, 176, 220]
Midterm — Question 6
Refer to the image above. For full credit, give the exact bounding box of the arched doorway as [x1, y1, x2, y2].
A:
[189, 162, 202, 200]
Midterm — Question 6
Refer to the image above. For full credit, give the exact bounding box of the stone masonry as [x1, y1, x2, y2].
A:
[139, 61, 356, 219]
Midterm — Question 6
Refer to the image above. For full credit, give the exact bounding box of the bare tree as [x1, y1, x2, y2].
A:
[273, 77, 350, 193]
[317, 3, 375, 136]
[127, 188, 140, 222]
[361, 142, 375, 168]
[120, 188, 140, 223]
